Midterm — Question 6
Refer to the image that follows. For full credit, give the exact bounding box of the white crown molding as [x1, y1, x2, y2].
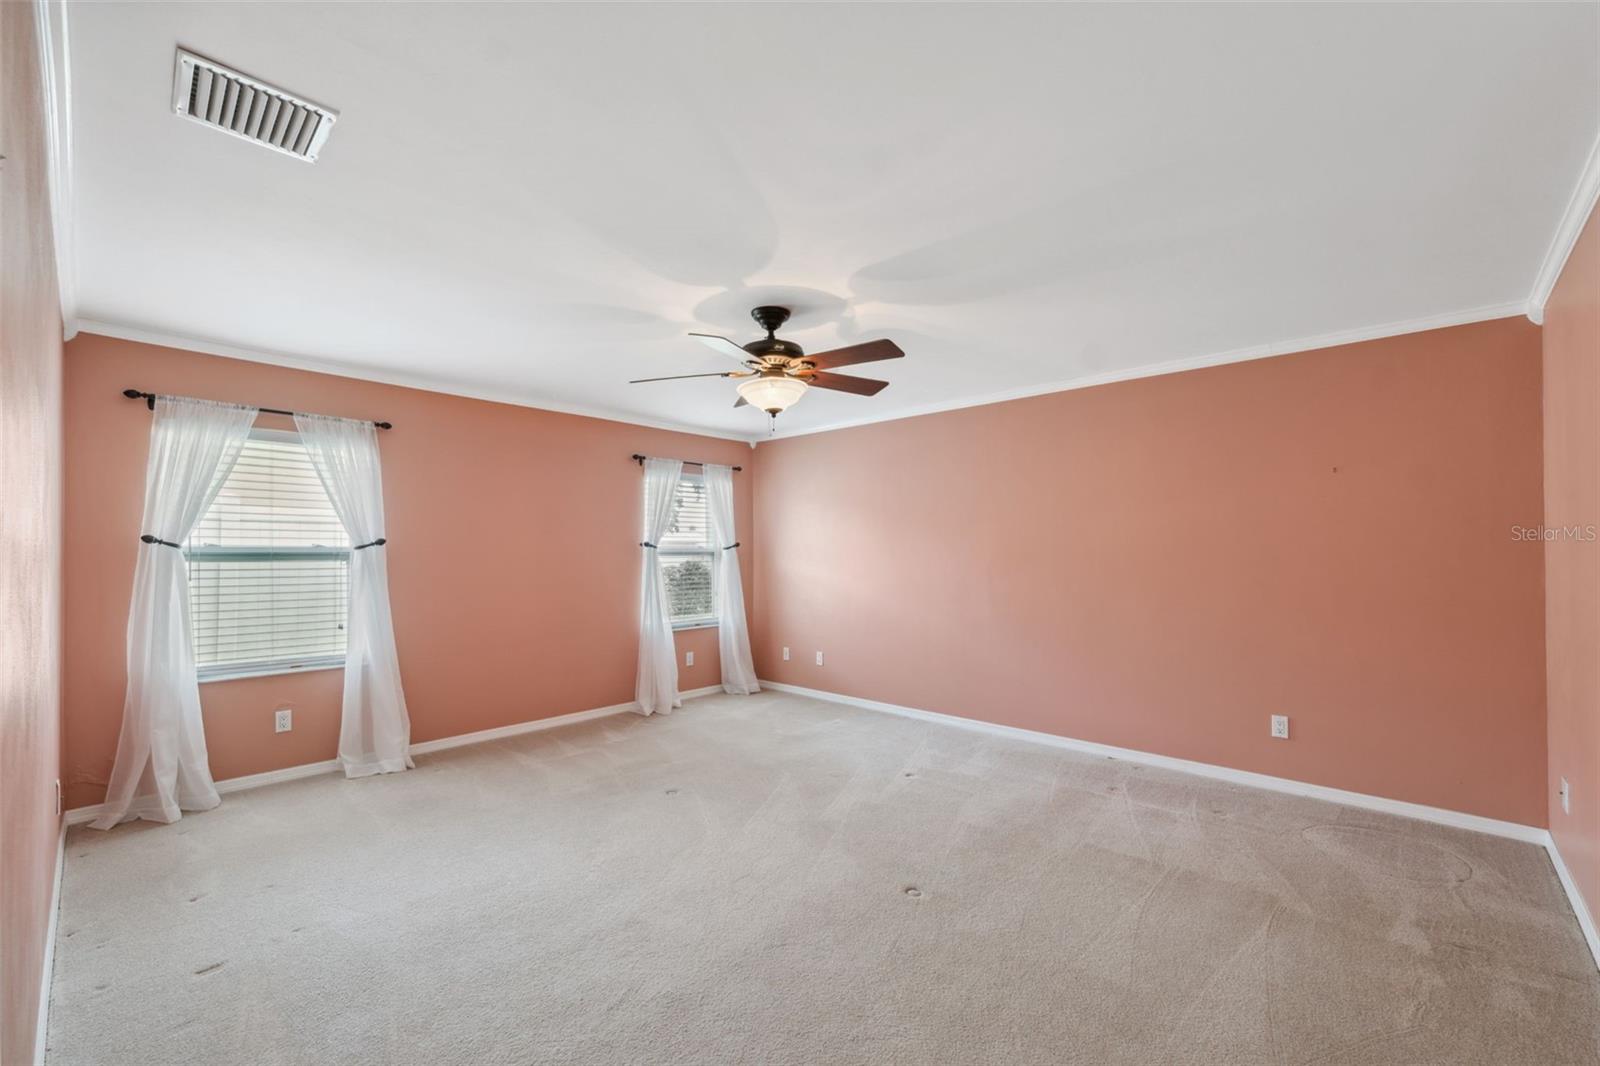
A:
[63, 686, 725, 827]
[1527, 132, 1600, 325]
[33, 0, 77, 338]
[763, 301, 1529, 442]
[73, 318, 764, 444]
[83, 300, 1524, 450]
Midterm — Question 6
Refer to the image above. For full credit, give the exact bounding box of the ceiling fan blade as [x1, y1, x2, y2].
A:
[733, 395, 748, 408]
[805, 371, 889, 396]
[689, 332, 754, 363]
[628, 371, 733, 384]
[803, 338, 905, 370]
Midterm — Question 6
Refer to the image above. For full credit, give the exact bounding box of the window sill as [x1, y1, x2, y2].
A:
[199, 662, 345, 684]
[671, 621, 719, 632]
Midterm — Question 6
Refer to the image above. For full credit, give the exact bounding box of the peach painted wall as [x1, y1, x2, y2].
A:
[1543, 204, 1600, 930]
[62, 334, 754, 810]
[752, 317, 1548, 826]
[1, 1, 64, 1062]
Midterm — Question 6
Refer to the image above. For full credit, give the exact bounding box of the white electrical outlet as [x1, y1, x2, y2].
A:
[1560, 777, 1571, 815]
[1270, 715, 1289, 739]
[274, 708, 293, 733]
[685, 650, 694, 667]
[782, 646, 790, 661]
[815, 651, 824, 666]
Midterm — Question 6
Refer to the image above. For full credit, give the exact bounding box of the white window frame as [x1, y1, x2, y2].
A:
[659, 472, 718, 631]
[188, 427, 350, 683]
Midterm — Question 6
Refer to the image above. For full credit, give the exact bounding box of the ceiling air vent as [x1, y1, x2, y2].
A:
[171, 48, 337, 162]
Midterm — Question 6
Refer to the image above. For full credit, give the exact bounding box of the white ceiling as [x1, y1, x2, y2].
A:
[64, 2, 1599, 440]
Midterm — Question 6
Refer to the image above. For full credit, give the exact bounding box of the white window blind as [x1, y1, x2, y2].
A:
[186, 429, 350, 678]
[656, 474, 716, 627]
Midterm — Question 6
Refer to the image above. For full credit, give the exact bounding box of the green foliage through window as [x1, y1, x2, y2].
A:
[654, 475, 716, 626]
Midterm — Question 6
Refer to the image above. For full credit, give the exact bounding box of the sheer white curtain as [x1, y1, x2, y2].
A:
[704, 464, 759, 695]
[635, 457, 683, 715]
[294, 413, 412, 777]
[93, 397, 258, 829]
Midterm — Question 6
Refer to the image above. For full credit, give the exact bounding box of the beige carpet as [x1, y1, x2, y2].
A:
[46, 691, 1600, 1065]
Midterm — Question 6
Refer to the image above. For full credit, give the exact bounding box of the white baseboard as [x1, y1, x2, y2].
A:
[408, 702, 635, 757]
[1546, 833, 1600, 971]
[49, 679, 1599, 974]
[761, 679, 1600, 970]
[33, 818, 65, 1066]
[65, 758, 341, 826]
[758, 681, 1546, 842]
[409, 684, 722, 756]
[65, 686, 727, 827]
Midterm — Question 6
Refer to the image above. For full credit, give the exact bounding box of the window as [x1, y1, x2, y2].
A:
[656, 474, 716, 628]
[186, 429, 350, 680]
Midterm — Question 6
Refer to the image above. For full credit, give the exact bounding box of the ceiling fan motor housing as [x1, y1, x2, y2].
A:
[744, 307, 806, 363]
[744, 337, 805, 362]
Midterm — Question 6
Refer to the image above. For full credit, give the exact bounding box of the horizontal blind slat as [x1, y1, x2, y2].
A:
[648, 474, 717, 623]
[189, 434, 350, 672]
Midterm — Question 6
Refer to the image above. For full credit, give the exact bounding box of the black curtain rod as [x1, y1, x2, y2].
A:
[123, 390, 392, 430]
[631, 452, 741, 472]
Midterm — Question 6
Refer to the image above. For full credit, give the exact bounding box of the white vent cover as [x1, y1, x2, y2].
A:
[171, 48, 337, 162]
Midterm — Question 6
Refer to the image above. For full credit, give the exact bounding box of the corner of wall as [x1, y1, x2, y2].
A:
[1539, 196, 1600, 966]
[2, 2, 68, 1062]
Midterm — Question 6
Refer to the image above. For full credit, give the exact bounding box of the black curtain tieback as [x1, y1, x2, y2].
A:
[139, 534, 182, 549]
[354, 537, 387, 550]
[723, 542, 740, 550]
[639, 541, 657, 549]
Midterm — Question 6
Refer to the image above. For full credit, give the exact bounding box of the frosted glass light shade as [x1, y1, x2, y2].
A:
[737, 375, 808, 413]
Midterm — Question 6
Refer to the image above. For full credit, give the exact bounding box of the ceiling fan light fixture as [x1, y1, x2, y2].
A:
[641, 306, 903, 418]
[736, 374, 808, 414]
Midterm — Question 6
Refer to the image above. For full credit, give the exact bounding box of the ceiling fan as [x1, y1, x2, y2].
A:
[629, 306, 904, 423]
